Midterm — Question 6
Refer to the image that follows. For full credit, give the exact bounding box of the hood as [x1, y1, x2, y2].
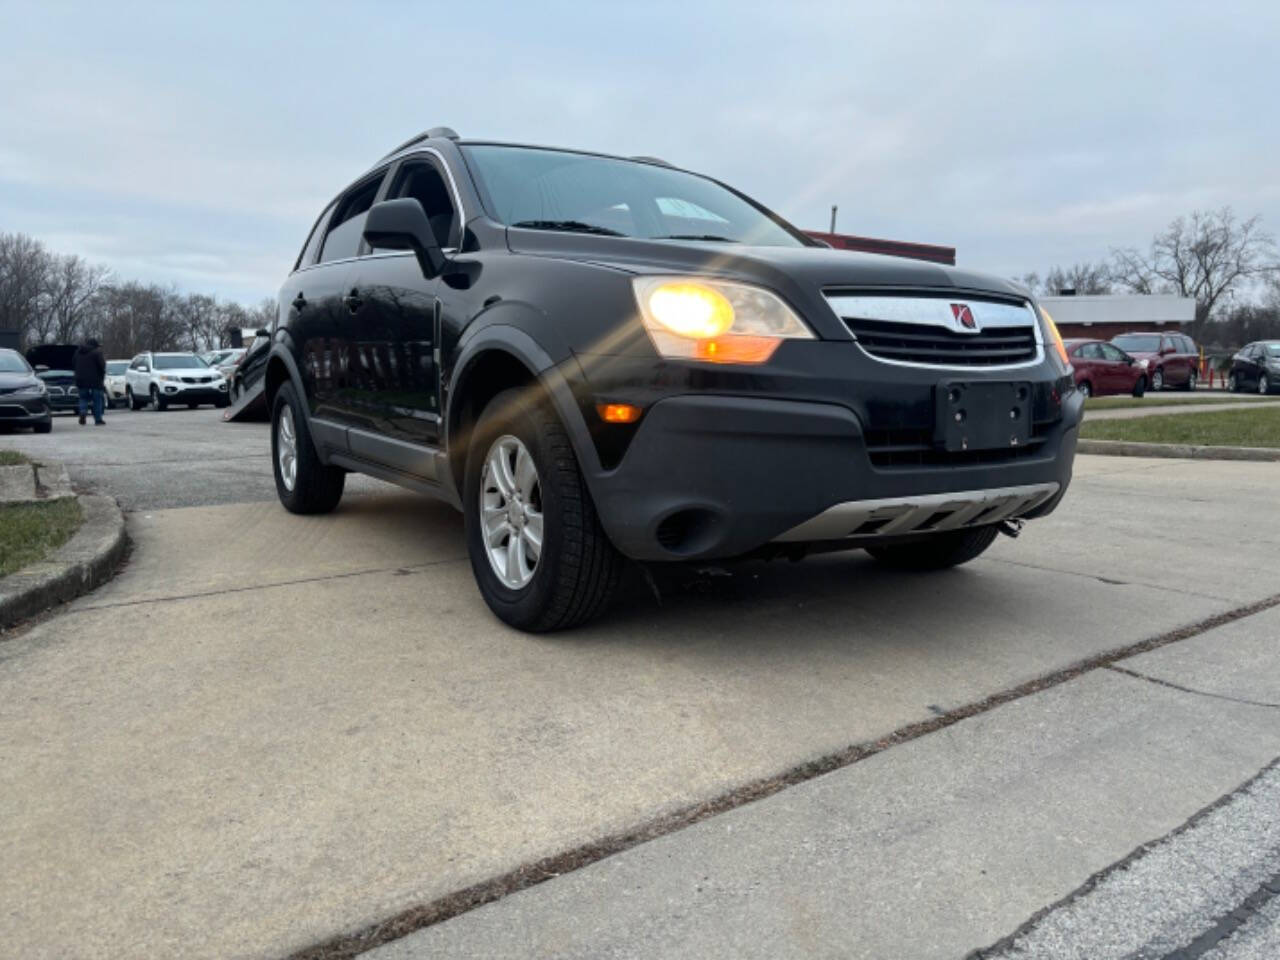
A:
[25, 344, 79, 371]
[505, 230, 1023, 297]
[0, 370, 40, 391]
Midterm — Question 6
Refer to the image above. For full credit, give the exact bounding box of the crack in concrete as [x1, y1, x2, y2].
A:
[967, 757, 1280, 960]
[285, 592, 1280, 960]
[1107, 664, 1280, 710]
[1157, 867, 1280, 959]
[64, 554, 469, 614]
[982, 556, 1234, 602]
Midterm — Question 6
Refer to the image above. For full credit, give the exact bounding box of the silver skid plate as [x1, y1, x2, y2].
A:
[772, 483, 1060, 543]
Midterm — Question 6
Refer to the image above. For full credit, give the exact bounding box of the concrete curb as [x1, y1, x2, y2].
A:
[1077, 439, 1280, 462]
[0, 494, 127, 630]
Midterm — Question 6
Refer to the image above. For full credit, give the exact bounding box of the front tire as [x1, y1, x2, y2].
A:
[150, 385, 167, 411]
[1132, 375, 1147, 398]
[464, 386, 621, 632]
[867, 525, 1000, 571]
[271, 383, 345, 514]
[1262, 374, 1272, 396]
[1228, 372, 1240, 393]
[127, 387, 145, 411]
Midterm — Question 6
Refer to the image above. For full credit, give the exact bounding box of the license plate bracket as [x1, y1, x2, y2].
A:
[935, 381, 1032, 452]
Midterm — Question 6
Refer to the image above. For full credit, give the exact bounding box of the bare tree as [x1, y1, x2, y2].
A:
[1110, 208, 1279, 332]
[1042, 262, 1111, 295]
[0, 232, 52, 347]
[44, 254, 112, 343]
[174, 293, 222, 352]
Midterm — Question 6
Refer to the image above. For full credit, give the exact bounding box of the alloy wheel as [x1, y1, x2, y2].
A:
[480, 434, 544, 590]
[1262, 375, 1271, 396]
[277, 405, 298, 491]
[1153, 369, 1164, 390]
[1078, 381, 1091, 398]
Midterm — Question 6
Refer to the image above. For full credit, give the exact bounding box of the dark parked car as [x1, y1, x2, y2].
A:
[1110, 332, 1199, 391]
[1228, 341, 1280, 394]
[0, 348, 53, 432]
[230, 330, 270, 403]
[265, 129, 1082, 630]
[1064, 339, 1146, 397]
[25, 344, 81, 414]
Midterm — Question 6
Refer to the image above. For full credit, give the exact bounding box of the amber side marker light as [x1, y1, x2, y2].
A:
[597, 403, 643, 424]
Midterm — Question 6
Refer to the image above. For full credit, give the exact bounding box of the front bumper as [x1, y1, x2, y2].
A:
[158, 382, 228, 403]
[0, 396, 53, 426]
[587, 390, 1081, 562]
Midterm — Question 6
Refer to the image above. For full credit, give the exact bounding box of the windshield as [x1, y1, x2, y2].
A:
[1112, 334, 1162, 352]
[0, 350, 32, 374]
[153, 354, 207, 370]
[461, 145, 807, 247]
[106, 361, 129, 375]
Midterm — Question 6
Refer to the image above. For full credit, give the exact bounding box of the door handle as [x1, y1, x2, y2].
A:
[343, 289, 363, 314]
[291, 293, 307, 311]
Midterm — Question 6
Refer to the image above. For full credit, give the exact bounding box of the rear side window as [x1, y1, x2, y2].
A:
[319, 172, 386, 263]
[296, 202, 336, 270]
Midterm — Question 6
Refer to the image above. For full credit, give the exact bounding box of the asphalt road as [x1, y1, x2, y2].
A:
[0, 405, 390, 509]
[1, 411, 1277, 959]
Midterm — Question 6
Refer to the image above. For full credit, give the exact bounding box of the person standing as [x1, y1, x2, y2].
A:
[74, 337, 107, 426]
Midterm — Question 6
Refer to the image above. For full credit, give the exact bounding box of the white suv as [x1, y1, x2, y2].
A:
[125, 352, 230, 411]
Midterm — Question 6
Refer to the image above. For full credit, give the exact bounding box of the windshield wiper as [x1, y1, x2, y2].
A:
[511, 219, 625, 237]
[654, 234, 740, 242]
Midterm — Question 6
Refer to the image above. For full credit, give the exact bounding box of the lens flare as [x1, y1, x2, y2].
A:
[647, 283, 735, 339]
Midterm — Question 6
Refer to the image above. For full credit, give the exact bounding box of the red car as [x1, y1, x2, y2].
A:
[1110, 331, 1199, 391]
[1064, 339, 1148, 398]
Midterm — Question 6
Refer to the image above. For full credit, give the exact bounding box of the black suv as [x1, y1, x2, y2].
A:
[266, 128, 1082, 630]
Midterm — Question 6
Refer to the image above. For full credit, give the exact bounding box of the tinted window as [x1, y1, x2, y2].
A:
[320, 173, 386, 263]
[384, 159, 459, 249]
[0, 349, 31, 373]
[1113, 334, 1162, 352]
[1078, 343, 1104, 359]
[153, 354, 207, 370]
[461, 144, 807, 247]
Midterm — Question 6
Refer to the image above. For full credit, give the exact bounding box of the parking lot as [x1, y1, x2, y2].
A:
[1, 408, 1278, 958]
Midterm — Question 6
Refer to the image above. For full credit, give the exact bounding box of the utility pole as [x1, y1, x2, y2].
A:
[829, 205, 838, 234]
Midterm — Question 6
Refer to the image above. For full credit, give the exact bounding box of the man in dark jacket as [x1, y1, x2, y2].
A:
[74, 337, 107, 426]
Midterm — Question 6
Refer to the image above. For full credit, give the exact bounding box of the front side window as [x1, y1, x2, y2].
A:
[1099, 343, 1127, 361]
[461, 144, 808, 247]
[153, 354, 207, 370]
[320, 173, 386, 263]
[1078, 343, 1103, 359]
[297, 202, 336, 270]
[1264, 344, 1280, 358]
[384, 159, 459, 249]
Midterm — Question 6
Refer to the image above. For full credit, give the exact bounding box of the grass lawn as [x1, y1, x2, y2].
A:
[1080, 406, 1280, 448]
[0, 450, 30, 466]
[1084, 394, 1273, 411]
[0, 499, 83, 578]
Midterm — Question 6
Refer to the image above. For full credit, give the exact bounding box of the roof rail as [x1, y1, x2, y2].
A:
[379, 127, 460, 162]
[630, 155, 673, 167]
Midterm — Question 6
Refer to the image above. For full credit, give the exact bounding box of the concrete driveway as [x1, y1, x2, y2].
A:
[1, 413, 1278, 958]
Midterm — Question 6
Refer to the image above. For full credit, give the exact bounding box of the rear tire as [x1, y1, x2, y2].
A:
[1152, 367, 1164, 391]
[464, 386, 621, 632]
[1228, 373, 1239, 393]
[271, 382, 345, 514]
[867, 525, 1000, 571]
[1078, 380, 1092, 398]
[1132, 376, 1147, 398]
[1180, 368, 1197, 391]
[1262, 374, 1272, 396]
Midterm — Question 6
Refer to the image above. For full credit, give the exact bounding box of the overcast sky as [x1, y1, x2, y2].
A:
[2, 0, 1276, 304]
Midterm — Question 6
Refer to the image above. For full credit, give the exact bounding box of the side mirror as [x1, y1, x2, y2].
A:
[363, 198, 446, 278]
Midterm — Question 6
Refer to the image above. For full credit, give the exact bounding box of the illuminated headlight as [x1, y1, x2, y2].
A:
[13, 382, 47, 397]
[632, 276, 814, 364]
[1137, 358, 1150, 369]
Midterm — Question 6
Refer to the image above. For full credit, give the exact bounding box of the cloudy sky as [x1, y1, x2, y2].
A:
[2, 0, 1276, 305]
